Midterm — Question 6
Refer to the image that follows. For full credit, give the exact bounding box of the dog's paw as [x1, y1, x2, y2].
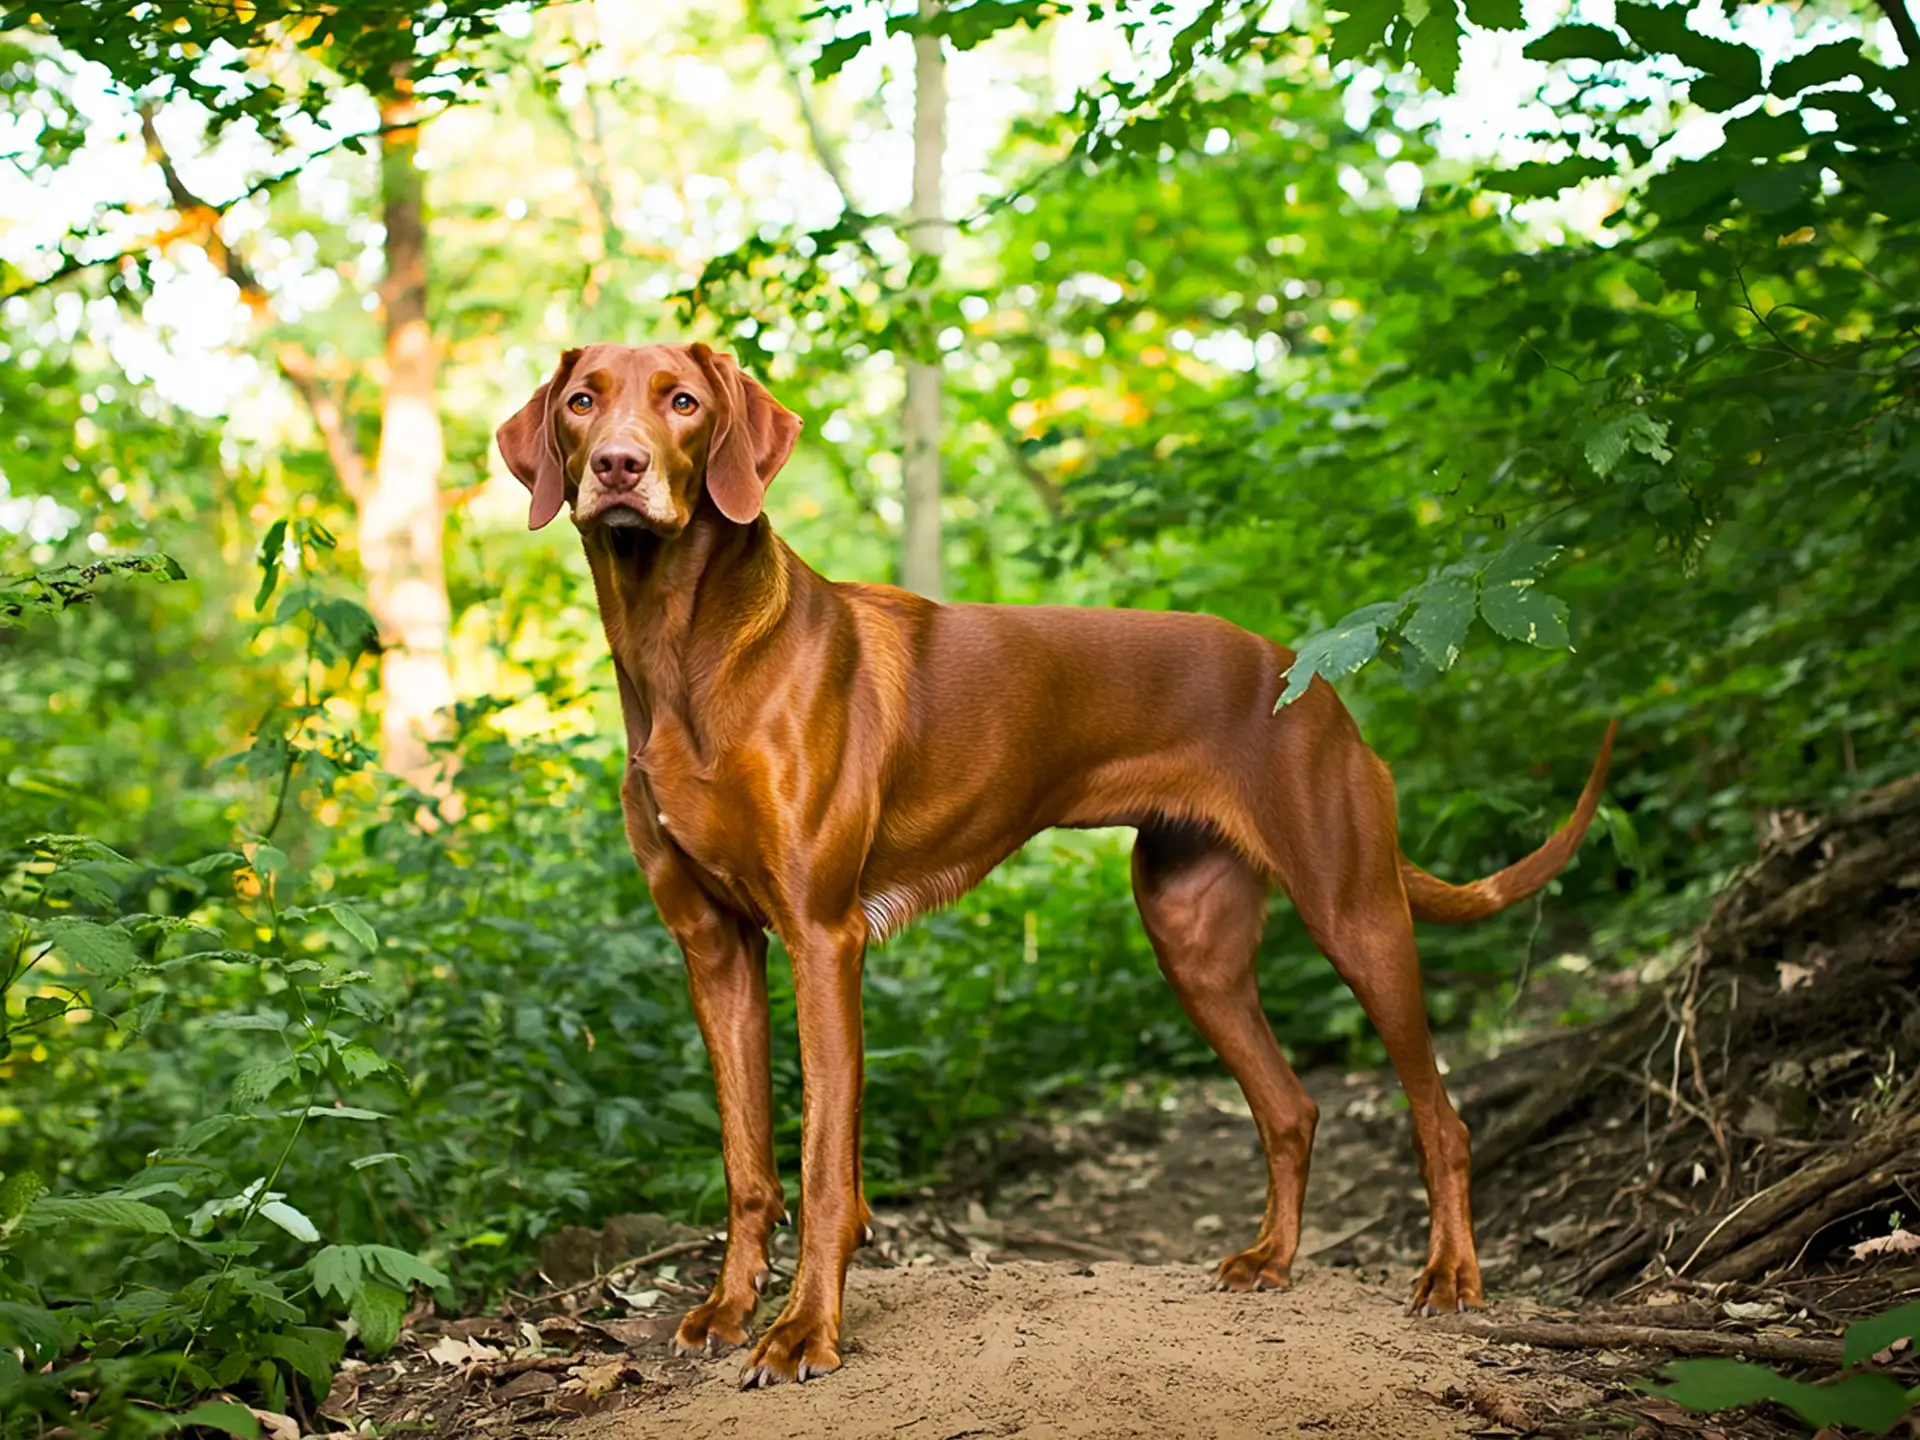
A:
[672, 1295, 754, 1358]
[1212, 1245, 1294, 1293]
[740, 1304, 842, 1388]
[1407, 1253, 1486, 1315]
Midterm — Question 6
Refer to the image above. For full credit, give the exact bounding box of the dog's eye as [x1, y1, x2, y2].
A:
[671, 393, 698, 415]
[566, 393, 594, 415]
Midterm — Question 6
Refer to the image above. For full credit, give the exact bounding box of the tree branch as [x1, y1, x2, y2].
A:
[275, 345, 369, 505]
[743, 0, 879, 260]
[1000, 427, 1063, 518]
[139, 109, 372, 503]
[4, 119, 396, 302]
[1877, 0, 1920, 72]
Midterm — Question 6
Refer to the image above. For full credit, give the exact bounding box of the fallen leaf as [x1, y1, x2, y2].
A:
[495, 1369, 558, 1402]
[587, 1317, 661, 1349]
[427, 1335, 502, 1368]
[247, 1409, 299, 1440]
[1777, 961, 1817, 992]
[1722, 1300, 1786, 1322]
[572, 1360, 631, 1398]
[320, 1367, 361, 1422]
[1850, 1229, 1920, 1261]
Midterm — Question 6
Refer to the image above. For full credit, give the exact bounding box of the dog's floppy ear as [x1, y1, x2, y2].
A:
[690, 343, 801, 525]
[496, 348, 582, 531]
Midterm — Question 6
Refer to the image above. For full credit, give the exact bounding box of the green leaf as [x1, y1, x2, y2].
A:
[1462, 0, 1521, 31]
[1523, 24, 1629, 63]
[1650, 1358, 1914, 1432]
[1277, 601, 1405, 708]
[361, 1243, 450, 1291]
[1737, 163, 1815, 214]
[1402, 574, 1477, 672]
[809, 32, 867, 80]
[300, 1105, 389, 1120]
[23, 993, 69, 1024]
[1479, 543, 1571, 649]
[1769, 37, 1863, 96]
[232, 1058, 301, 1106]
[321, 902, 378, 951]
[0, 1301, 63, 1362]
[166, 1402, 261, 1439]
[1617, 4, 1762, 97]
[251, 845, 290, 881]
[39, 918, 137, 980]
[1718, 110, 1808, 161]
[254, 519, 288, 613]
[350, 1281, 406, 1356]
[24, 1194, 175, 1235]
[335, 1043, 389, 1079]
[311, 597, 379, 659]
[349, 1151, 412, 1173]
[1585, 410, 1672, 477]
[257, 1325, 345, 1395]
[1409, 7, 1462, 93]
[1480, 156, 1616, 198]
[1844, 1298, 1920, 1366]
[259, 1198, 321, 1244]
[0, 1169, 46, 1227]
[1643, 157, 1741, 223]
[1330, 0, 1403, 64]
[311, 1244, 364, 1303]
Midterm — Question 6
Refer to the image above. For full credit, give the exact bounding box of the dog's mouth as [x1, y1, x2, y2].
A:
[579, 496, 685, 542]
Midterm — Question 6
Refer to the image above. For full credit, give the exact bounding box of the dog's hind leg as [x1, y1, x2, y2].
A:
[1132, 824, 1319, 1290]
[1271, 746, 1484, 1314]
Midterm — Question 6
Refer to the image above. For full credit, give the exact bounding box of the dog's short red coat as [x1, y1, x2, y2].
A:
[498, 343, 1615, 1386]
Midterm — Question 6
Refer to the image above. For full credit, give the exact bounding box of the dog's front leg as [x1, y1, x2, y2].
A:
[645, 866, 786, 1357]
[742, 913, 868, 1386]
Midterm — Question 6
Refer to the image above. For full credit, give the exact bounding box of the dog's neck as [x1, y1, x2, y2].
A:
[583, 502, 795, 759]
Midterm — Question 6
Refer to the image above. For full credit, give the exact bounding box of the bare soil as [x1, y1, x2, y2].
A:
[335, 776, 1920, 1439]
[578, 1262, 1601, 1440]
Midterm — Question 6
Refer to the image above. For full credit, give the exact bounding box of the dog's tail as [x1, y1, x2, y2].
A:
[1398, 720, 1618, 924]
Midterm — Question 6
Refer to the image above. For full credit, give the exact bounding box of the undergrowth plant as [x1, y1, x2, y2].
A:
[0, 526, 444, 1437]
[1650, 1300, 1920, 1435]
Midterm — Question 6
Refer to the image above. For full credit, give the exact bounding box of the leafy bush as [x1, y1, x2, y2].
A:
[1651, 1301, 1920, 1435]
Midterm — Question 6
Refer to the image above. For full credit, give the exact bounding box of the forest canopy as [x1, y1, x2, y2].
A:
[1, 0, 1915, 1431]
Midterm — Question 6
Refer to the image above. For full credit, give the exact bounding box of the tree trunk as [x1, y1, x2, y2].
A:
[900, 0, 946, 600]
[365, 82, 455, 788]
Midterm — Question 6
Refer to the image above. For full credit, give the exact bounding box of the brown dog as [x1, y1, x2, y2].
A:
[497, 343, 1615, 1387]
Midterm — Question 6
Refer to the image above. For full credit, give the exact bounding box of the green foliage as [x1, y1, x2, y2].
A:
[4, 0, 1918, 1429]
[0, 556, 186, 627]
[1650, 1301, 1920, 1433]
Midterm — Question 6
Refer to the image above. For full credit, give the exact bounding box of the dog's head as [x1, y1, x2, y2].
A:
[495, 343, 801, 537]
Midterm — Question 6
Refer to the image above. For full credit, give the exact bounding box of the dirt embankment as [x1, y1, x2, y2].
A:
[329, 775, 1920, 1439]
[579, 1263, 1601, 1440]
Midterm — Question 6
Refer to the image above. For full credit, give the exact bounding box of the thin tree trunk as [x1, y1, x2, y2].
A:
[367, 80, 455, 789]
[900, 0, 946, 600]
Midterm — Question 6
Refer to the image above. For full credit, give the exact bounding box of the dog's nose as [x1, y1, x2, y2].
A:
[590, 443, 650, 490]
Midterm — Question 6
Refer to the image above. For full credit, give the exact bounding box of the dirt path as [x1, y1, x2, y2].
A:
[581, 1262, 1599, 1440]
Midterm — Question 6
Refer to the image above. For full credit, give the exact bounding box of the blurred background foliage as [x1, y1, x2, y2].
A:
[1, 0, 1915, 1428]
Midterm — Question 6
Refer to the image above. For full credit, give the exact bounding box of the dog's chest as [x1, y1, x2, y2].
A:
[637, 724, 763, 905]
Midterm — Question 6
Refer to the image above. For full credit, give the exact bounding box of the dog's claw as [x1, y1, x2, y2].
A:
[672, 1295, 754, 1359]
[1407, 1254, 1486, 1315]
[739, 1306, 842, 1388]
[1213, 1246, 1294, 1293]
